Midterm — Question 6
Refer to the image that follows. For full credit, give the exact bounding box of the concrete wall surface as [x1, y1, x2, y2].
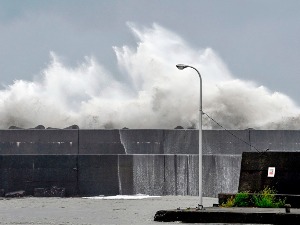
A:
[0, 129, 253, 155]
[0, 130, 78, 154]
[1, 129, 300, 197]
[0, 155, 78, 196]
[0, 154, 240, 197]
[2, 129, 300, 155]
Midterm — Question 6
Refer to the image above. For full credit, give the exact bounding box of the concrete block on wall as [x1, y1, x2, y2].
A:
[0, 155, 77, 196]
[187, 155, 199, 196]
[249, 130, 300, 152]
[203, 130, 250, 154]
[0, 130, 78, 154]
[132, 155, 165, 196]
[119, 129, 164, 154]
[118, 155, 134, 195]
[203, 155, 217, 197]
[163, 155, 190, 195]
[239, 152, 300, 195]
[163, 130, 198, 154]
[203, 154, 241, 197]
[164, 155, 176, 195]
[78, 155, 119, 196]
[175, 155, 189, 195]
[79, 130, 125, 154]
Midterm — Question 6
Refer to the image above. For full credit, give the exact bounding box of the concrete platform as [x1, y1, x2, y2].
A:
[154, 207, 300, 224]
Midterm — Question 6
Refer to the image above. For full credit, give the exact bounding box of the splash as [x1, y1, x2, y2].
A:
[0, 23, 299, 129]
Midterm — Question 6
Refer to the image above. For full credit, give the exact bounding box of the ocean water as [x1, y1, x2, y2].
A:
[0, 195, 274, 225]
[0, 196, 218, 225]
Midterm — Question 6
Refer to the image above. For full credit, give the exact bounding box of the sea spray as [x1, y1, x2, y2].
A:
[0, 23, 299, 129]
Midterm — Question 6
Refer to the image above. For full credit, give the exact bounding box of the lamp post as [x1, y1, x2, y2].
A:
[176, 64, 203, 207]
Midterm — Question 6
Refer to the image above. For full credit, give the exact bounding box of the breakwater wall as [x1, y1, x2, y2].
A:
[1, 129, 300, 197]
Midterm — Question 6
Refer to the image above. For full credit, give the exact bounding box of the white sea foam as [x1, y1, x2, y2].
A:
[83, 194, 160, 200]
[0, 23, 299, 129]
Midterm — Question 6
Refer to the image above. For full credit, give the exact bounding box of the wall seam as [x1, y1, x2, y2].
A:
[76, 129, 80, 196]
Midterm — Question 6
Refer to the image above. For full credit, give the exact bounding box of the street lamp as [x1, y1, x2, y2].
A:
[176, 64, 203, 208]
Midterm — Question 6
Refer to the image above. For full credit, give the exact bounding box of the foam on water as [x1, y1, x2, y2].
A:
[83, 194, 160, 200]
[1, 23, 299, 129]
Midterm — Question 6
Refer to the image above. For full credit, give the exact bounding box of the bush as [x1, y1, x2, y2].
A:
[221, 196, 235, 207]
[253, 187, 286, 208]
[222, 187, 286, 208]
[234, 191, 252, 207]
[221, 192, 251, 207]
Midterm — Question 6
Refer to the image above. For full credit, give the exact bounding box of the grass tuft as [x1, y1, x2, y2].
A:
[222, 186, 286, 208]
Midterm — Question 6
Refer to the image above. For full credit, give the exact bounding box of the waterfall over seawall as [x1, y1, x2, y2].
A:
[130, 154, 241, 197]
[1, 129, 299, 197]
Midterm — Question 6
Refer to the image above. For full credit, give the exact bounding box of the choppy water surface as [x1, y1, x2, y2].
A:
[0, 196, 271, 225]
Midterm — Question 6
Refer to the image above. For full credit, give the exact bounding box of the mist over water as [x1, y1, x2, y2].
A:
[1, 23, 299, 129]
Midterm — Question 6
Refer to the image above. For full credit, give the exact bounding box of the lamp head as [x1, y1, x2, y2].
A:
[176, 64, 188, 70]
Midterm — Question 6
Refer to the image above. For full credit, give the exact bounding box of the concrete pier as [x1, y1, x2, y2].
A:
[154, 207, 300, 224]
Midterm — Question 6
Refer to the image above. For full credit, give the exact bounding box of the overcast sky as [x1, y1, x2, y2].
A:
[1, 0, 300, 104]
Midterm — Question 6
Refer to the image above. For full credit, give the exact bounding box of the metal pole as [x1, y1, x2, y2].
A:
[176, 64, 203, 207]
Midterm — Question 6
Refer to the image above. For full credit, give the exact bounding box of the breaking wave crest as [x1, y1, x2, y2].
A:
[0, 23, 299, 129]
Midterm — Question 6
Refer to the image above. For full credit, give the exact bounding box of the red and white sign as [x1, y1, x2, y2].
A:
[268, 167, 275, 177]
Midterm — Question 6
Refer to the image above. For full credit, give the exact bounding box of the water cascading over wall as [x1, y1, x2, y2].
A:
[1, 129, 299, 197]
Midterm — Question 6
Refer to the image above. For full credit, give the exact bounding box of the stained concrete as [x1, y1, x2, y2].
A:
[78, 155, 119, 196]
[79, 130, 125, 154]
[239, 152, 300, 194]
[249, 130, 300, 152]
[0, 155, 77, 196]
[163, 130, 198, 154]
[0, 130, 78, 154]
[120, 129, 164, 154]
[203, 130, 251, 154]
[3, 129, 300, 155]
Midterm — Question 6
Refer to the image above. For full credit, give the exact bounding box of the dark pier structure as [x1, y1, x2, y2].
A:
[1, 129, 300, 197]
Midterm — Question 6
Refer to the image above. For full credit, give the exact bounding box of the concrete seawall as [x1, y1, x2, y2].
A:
[1, 129, 300, 197]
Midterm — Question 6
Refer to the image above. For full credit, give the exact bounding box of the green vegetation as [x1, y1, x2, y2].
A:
[234, 191, 251, 207]
[252, 187, 286, 208]
[223, 196, 235, 207]
[222, 187, 286, 208]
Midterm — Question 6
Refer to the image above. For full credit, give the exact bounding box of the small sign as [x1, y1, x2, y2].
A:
[268, 167, 275, 177]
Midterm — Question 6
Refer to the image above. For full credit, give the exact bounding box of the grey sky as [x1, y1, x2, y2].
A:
[1, 0, 300, 104]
